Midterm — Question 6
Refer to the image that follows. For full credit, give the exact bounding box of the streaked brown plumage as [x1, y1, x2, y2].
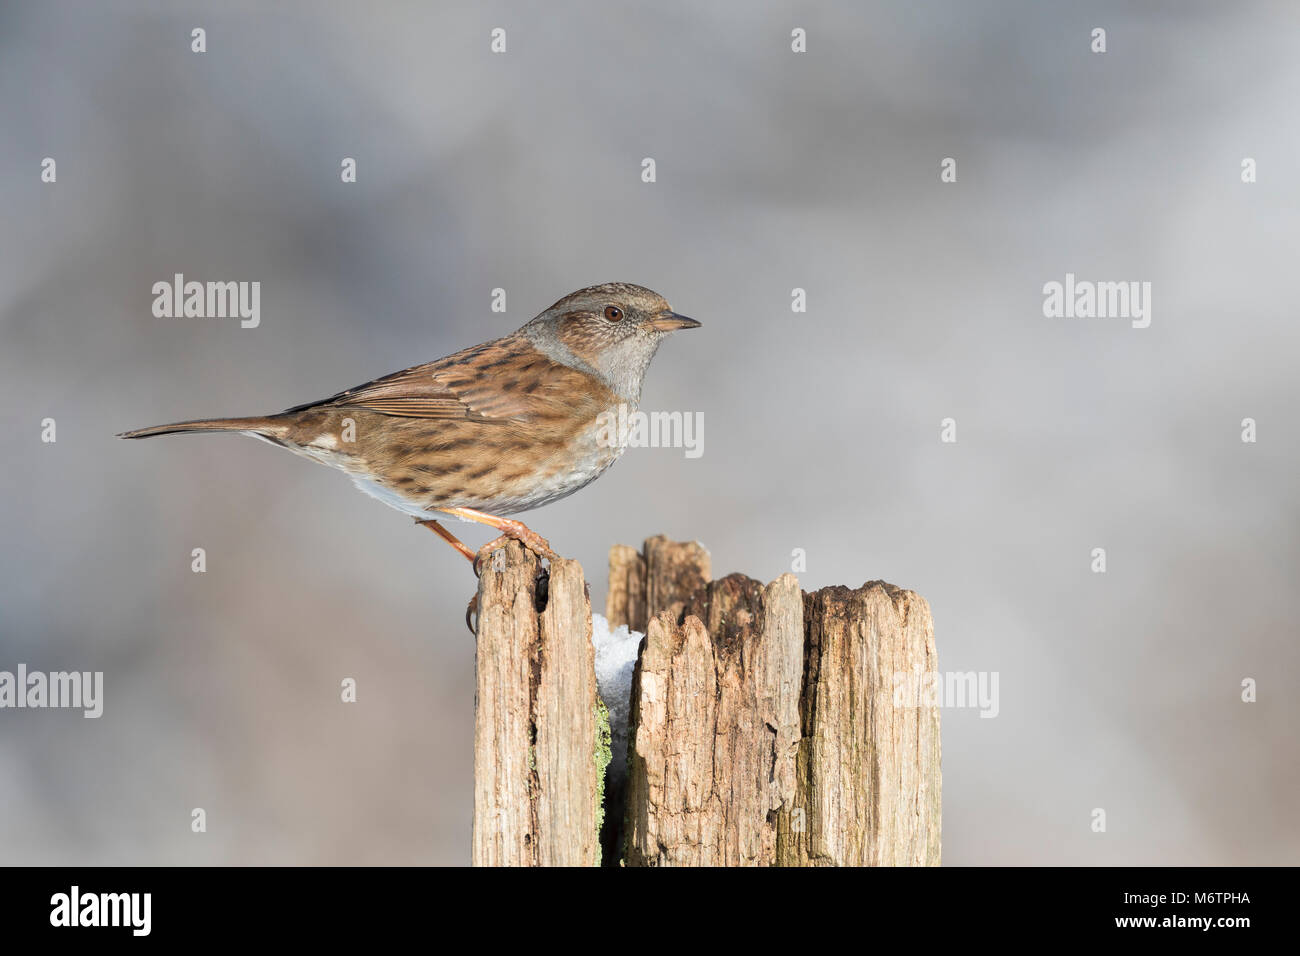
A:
[119, 282, 700, 566]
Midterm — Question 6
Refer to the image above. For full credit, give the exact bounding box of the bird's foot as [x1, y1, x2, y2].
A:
[473, 536, 511, 577]
[465, 593, 478, 636]
[499, 519, 558, 563]
[438, 507, 558, 570]
[472, 526, 557, 577]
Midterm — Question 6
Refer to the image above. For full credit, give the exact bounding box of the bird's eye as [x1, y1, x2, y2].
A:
[604, 305, 624, 323]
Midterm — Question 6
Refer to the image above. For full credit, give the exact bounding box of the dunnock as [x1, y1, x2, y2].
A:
[119, 282, 700, 569]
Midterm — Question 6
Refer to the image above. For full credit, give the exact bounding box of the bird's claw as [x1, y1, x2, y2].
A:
[473, 532, 556, 577]
[473, 536, 511, 577]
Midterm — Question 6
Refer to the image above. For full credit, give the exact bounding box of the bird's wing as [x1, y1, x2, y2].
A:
[283, 335, 565, 422]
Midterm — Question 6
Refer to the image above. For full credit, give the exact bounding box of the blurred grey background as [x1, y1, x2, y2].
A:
[2, 0, 1297, 865]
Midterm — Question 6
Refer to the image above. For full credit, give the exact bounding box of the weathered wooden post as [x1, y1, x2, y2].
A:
[470, 542, 606, 866]
[471, 535, 941, 866]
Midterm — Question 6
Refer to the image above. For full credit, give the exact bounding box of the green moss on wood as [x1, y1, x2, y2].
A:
[594, 698, 612, 865]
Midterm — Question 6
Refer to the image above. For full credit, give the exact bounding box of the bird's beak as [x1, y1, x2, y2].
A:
[648, 311, 702, 332]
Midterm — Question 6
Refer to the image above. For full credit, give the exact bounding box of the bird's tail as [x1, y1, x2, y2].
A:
[116, 416, 282, 440]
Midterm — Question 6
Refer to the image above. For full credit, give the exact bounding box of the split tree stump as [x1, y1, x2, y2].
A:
[470, 535, 941, 866]
[470, 543, 601, 866]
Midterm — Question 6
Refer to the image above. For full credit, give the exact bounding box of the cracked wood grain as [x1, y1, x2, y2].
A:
[472, 541, 599, 866]
[615, 542, 941, 867]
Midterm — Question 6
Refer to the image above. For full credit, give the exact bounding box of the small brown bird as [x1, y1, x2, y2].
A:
[119, 282, 700, 569]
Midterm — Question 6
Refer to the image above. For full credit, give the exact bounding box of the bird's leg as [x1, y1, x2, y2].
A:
[419, 510, 555, 636]
[415, 518, 476, 563]
[436, 507, 559, 563]
[416, 519, 480, 636]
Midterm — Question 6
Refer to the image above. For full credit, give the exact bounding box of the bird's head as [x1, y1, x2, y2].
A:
[523, 282, 700, 401]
